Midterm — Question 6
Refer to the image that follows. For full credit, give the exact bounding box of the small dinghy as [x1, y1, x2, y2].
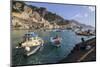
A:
[50, 35, 62, 47]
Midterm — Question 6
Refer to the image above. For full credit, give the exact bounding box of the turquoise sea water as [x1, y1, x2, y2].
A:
[11, 30, 94, 65]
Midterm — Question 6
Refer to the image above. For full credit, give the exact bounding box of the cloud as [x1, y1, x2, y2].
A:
[88, 6, 95, 12]
[71, 13, 82, 19]
[71, 13, 88, 19]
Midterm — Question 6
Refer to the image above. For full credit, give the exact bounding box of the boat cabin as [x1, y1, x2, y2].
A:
[23, 32, 38, 41]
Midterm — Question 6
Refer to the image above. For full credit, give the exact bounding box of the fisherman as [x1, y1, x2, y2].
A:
[53, 35, 59, 39]
[80, 37, 87, 50]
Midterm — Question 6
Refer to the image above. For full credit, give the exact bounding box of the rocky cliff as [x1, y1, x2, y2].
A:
[11, 1, 95, 31]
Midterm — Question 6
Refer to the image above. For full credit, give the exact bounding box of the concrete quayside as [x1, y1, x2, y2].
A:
[59, 37, 96, 63]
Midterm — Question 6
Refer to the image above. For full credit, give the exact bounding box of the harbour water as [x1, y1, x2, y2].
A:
[11, 30, 94, 65]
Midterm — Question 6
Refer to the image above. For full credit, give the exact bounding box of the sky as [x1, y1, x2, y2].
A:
[25, 2, 96, 27]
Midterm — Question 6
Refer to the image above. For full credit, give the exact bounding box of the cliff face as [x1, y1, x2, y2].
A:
[12, 1, 53, 30]
[11, 1, 94, 31]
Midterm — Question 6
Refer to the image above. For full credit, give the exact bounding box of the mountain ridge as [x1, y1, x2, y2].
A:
[12, 1, 95, 31]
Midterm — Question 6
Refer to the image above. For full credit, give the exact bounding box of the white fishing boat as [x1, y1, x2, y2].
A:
[16, 32, 44, 56]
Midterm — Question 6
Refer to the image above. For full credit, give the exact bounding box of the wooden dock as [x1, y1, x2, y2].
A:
[59, 37, 96, 63]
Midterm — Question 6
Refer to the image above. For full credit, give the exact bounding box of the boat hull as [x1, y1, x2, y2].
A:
[25, 45, 41, 56]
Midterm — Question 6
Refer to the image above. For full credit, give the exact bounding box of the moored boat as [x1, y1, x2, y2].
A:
[75, 30, 95, 36]
[16, 32, 44, 56]
[50, 35, 62, 47]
